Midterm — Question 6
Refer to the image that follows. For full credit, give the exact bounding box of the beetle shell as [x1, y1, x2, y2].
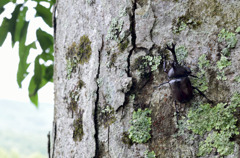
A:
[169, 77, 193, 103]
[168, 64, 191, 78]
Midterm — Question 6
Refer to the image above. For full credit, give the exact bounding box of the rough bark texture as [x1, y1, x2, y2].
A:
[52, 0, 240, 157]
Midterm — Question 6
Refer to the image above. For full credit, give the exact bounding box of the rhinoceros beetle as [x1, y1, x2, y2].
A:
[156, 43, 212, 118]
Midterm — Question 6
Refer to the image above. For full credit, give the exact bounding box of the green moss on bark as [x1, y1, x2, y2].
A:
[98, 105, 116, 128]
[66, 35, 92, 79]
[68, 79, 85, 113]
[129, 108, 152, 143]
[187, 93, 240, 156]
[192, 54, 210, 92]
[121, 132, 133, 147]
[73, 110, 84, 142]
[118, 39, 129, 52]
[173, 15, 202, 34]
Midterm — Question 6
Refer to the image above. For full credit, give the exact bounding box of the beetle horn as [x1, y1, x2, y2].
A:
[166, 43, 178, 65]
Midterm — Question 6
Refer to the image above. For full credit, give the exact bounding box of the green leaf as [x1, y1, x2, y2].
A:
[28, 56, 49, 106]
[8, 4, 24, 47]
[0, 0, 10, 7]
[14, 7, 28, 43]
[0, 0, 54, 107]
[25, 28, 53, 105]
[0, 5, 27, 47]
[33, 0, 55, 6]
[0, 18, 10, 46]
[0, 7, 5, 14]
[28, 78, 39, 107]
[0, 1, 20, 45]
[35, 4, 52, 27]
[40, 52, 54, 61]
[44, 64, 53, 81]
[17, 42, 36, 88]
[36, 28, 53, 51]
[34, 56, 42, 87]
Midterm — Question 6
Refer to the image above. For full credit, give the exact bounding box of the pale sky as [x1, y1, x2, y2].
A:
[0, 0, 54, 105]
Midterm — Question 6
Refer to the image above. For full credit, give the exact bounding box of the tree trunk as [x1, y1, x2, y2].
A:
[51, 0, 240, 157]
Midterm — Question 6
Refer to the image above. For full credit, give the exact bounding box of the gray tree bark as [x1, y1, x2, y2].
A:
[51, 0, 240, 157]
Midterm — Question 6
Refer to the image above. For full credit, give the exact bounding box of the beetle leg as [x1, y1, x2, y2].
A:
[154, 81, 169, 89]
[192, 86, 213, 104]
[189, 74, 198, 78]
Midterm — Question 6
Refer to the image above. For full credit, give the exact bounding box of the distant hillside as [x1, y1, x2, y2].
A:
[0, 100, 53, 156]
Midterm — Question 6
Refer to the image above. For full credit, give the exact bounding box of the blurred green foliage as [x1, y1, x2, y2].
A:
[0, 100, 53, 157]
[0, 148, 45, 158]
[0, 0, 55, 106]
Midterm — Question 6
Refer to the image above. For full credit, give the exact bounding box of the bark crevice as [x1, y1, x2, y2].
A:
[51, 121, 57, 158]
[47, 132, 50, 158]
[94, 35, 104, 158]
[116, 0, 137, 114]
[107, 126, 110, 152]
[127, 0, 137, 77]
